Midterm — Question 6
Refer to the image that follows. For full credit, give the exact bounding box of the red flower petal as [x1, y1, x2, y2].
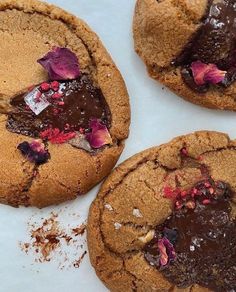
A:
[37, 47, 80, 81]
[86, 119, 112, 149]
[191, 61, 226, 86]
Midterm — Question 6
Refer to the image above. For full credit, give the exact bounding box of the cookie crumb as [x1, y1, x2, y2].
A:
[139, 230, 155, 243]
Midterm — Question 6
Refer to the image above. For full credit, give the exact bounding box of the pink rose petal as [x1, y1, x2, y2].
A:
[37, 47, 80, 81]
[86, 119, 112, 149]
[158, 239, 169, 266]
[158, 237, 176, 267]
[191, 61, 226, 86]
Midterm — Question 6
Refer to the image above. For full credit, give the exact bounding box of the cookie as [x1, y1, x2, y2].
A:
[133, 0, 236, 110]
[0, 0, 130, 208]
[87, 131, 236, 292]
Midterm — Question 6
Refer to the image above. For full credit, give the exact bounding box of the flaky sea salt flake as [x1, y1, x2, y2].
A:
[105, 204, 113, 211]
[114, 222, 122, 230]
[133, 208, 143, 218]
[24, 88, 50, 115]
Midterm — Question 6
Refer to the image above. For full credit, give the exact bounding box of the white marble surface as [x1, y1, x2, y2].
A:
[1, 1, 236, 291]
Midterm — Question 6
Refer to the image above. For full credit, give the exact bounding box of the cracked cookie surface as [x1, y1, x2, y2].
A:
[133, 0, 236, 110]
[0, 0, 130, 208]
[87, 131, 236, 292]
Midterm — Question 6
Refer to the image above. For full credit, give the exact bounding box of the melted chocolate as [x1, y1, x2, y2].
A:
[6, 75, 111, 138]
[174, 0, 236, 90]
[144, 181, 236, 292]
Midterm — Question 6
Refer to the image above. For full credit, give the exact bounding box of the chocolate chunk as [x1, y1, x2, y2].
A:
[144, 180, 236, 292]
[6, 75, 111, 138]
[174, 0, 236, 89]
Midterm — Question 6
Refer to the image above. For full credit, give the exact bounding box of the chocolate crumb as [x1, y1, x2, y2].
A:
[73, 251, 87, 268]
[19, 213, 87, 269]
[72, 223, 86, 236]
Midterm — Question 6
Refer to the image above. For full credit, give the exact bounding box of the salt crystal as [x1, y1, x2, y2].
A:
[192, 236, 203, 248]
[58, 83, 66, 94]
[105, 204, 113, 211]
[24, 87, 50, 115]
[190, 245, 195, 252]
[114, 222, 122, 230]
[133, 208, 143, 218]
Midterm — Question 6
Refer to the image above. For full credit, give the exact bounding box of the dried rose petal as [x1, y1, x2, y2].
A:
[175, 200, 183, 210]
[86, 119, 112, 149]
[202, 199, 211, 205]
[51, 81, 60, 91]
[191, 61, 226, 86]
[40, 82, 51, 92]
[180, 147, 188, 156]
[40, 128, 76, 144]
[37, 47, 80, 81]
[51, 93, 63, 99]
[18, 140, 50, 165]
[180, 190, 187, 197]
[163, 186, 181, 200]
[158, 237, 176, 267]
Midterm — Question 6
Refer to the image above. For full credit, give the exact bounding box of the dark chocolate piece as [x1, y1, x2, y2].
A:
[6, 75, 111, 138]
[174, 0, 236, 90]
[144, 180, 236, 292]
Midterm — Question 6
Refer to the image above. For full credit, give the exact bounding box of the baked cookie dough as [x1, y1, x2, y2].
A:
[133, 0, 236, 110]
[87, 131, 236, 292]
[0, 0, 130, 208]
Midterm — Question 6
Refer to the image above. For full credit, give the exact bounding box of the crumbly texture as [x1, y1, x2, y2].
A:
[87, 131, 236, 292]
[0, 0, 130, 208]
[133, 0, 236, 110]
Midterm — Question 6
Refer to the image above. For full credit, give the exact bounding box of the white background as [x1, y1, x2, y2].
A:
[1, 1, 236, 291]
